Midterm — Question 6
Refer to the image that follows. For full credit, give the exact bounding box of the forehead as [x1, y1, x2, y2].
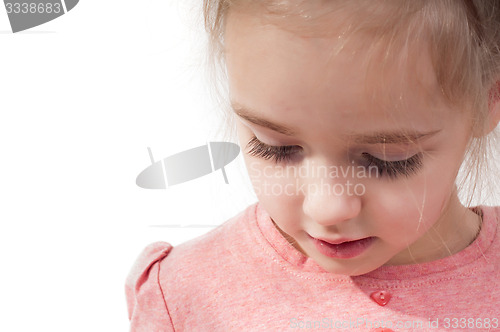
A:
[224, 8, 448, 136]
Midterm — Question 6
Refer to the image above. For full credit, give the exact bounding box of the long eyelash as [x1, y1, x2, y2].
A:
[246, 136, 298, 164]
[361, 152, 423, 179]
[246, 135, 424, 179]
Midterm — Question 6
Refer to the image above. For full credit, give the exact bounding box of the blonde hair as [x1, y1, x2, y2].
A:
[202, 0, 500, 206]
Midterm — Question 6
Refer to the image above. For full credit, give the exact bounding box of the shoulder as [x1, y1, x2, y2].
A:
[480, 205, 500, 236]
[158, 203, 257, 279]
[125, 242, 173, 298]
[125, 203, 259, 329]
[125, 242, 174, 331]
[476, 205, 500, 268]
[156, 203, 262, 311]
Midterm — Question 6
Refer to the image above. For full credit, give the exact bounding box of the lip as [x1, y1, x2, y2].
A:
[309, 234, 375, 259]
[312, 236, 359, 245]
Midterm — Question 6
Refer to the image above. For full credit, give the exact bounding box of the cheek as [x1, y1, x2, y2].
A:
[368, 167, 456, 240]
[235, 121, 297, 219]
[243, 157, 304, 229]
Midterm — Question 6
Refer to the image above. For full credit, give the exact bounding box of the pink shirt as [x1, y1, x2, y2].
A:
[125, 202, 500, 331]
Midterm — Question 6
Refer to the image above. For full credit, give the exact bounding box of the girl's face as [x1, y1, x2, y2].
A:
[225, 8, 482, 276]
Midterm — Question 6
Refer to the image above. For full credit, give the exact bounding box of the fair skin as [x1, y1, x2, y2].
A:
[224, 7, 487, 276]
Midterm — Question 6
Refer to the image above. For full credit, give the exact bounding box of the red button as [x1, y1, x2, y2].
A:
[372, 329, 395, 332]
[370, 290, 391, 306]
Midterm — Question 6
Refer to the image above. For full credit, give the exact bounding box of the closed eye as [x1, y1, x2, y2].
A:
[246, 136, 300, 164]
[361, 152, 423, 179]
[245, 135, 424, 179]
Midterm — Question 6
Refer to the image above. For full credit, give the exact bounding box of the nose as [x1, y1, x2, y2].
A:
[302, 169, 362, 227]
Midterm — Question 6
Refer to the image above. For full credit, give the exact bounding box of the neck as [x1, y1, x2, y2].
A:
[392, 188, 483, 265]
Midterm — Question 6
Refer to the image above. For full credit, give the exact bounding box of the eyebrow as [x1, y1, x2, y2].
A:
[232, 104, 298, 136]
[231, 103, 441, 144]
[349, 131, 440, 144]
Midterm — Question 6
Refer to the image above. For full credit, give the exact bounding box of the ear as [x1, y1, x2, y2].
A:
[476, 81, 500, 137]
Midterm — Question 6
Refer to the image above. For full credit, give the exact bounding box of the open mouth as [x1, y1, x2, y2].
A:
[311, 236, 376, 259]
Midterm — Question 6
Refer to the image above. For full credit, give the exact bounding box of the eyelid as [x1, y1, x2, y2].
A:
[351, 143, 422, 161]
[246, 135, 301, 164]
[242, 121, 300, 146]
[368, 151, 420, 162]
[253, 139, 418, 162]
[246, 135, 424, 178]
[248, 136, 300, 150]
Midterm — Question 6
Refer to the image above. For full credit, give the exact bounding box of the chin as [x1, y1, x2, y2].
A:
[315, 259, 379, 276]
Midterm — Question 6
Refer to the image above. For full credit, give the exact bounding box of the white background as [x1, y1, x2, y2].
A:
[0, 1, 257, 331]
[1, 1, 499, 331]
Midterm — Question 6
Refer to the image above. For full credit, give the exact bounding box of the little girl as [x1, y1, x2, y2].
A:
[126, 1, 500, 331]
